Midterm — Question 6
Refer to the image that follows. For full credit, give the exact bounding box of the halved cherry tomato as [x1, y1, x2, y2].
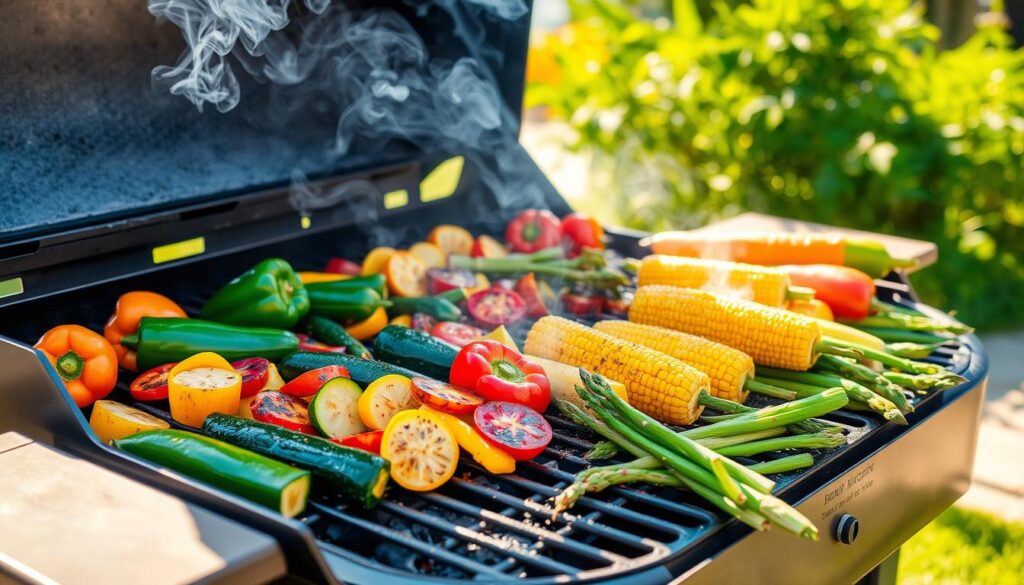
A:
[427, 225, 474, 256]
[361, 247, 395, 276]
[325, 257, 362, 276]
[473, 401, 552, 461]
[331, 430, 384, 454]
[411, 312, 438, 333]
[470, 235, 508, 258]
[250, 391, 315, 434]
[385, 251, 428, 297]
[561, 292, 604, 316]
[427, 268, 478, 295]
[603, 290, 632, 317]
[409, 242, 447, 269]
[410, 376, 483, 415]
[431, 321, 486, 347]
[514, 273, 549, 318]
[231, 358, 271, 398]
[297, 334, 346, 353]
[280, 365, 350, 398]
[129, 363, 175, 401]
[467, 288, 527, 326]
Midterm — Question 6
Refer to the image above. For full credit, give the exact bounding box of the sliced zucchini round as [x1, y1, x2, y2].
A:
[309, 378, 367, 438]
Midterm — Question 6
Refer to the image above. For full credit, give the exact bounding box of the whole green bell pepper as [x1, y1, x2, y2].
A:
[201, 258, 310, 329]
[121, 317, 300, 370]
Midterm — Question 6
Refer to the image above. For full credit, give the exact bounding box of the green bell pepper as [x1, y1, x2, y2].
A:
[201, 258, 309, 329]
[121, 317, 300, 370]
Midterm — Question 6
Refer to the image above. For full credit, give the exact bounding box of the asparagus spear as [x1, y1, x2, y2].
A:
[698, 391, 844, 435]
[756, 369, 908, 424]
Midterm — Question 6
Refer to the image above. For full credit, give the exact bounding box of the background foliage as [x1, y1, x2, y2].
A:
[526, 0, 1024, 330]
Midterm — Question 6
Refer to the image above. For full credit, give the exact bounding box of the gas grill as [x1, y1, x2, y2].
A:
[0, 1, 987, 584]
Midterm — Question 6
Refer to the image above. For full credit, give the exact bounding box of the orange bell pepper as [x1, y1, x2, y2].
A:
[345, 307, 388, 341]
[35, 325, 118, 407]
[104, 291, 186, 371]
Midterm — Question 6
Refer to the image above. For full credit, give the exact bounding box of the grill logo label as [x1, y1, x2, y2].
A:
[821, 462, 875, 521]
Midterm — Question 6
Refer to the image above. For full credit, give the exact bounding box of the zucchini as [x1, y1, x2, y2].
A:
[203, 413, 390, 508]
[387, 296, 462, 321]
[306, 274, 388, 297]
[307, 315, 371, 359]
[278, 351, 421, 387]
[310, 378, 367, 438]
[114, 429, 310, 517]
[373, 325, 458, 380]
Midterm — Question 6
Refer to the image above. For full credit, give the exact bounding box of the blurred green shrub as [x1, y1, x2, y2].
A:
[526, 0, 1024, 330]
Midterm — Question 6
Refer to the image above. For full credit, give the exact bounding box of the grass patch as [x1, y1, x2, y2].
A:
[898, 506, 1024, 584]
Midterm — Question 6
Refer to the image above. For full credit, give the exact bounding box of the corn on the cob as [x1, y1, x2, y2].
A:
[594, 320, 754, 403]
[638, 255, 791, 307]
[524, 316, 708, 425]
[630, 285, 820, 370]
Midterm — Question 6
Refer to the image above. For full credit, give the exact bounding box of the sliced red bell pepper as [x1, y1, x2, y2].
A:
[514, 273, 549, 318]
[331, 430, 384, 454]
[779, 265, 875, 320]
[280, 365, 350, 397]
[297, 334, 346, 353]
[561, 292, 604, 316]
[324, 258, 362, 276]
[505, 209, 562, 253]
[561, 212, 605, 257]
[449, 340, 551, 413]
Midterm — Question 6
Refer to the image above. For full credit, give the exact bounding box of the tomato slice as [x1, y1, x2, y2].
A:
[514, 273, 549, 318]
[297, 334, 346, 353]
[473, 401, 552, 461]
[467, 288, 527, 326]
[410, 376, 483, 415]
[280, 365, 350, 397]
[332, 430, 384, 454]
[129, 363, 175, 401]
[431, 321, 485, 347]
[250, 391, 315, 434]
[381, 409, 459, 491]
[561, 292, 605, 316]
[231, 358, 271, 398]
[427, 268, 478, 294]
[385, 251, 428, 297]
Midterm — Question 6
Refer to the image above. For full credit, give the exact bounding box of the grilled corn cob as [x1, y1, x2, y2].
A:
[630, 286, 821, 370]
[638, 255, 792, 307]
[595, 320, 754, 403]
[525, 316, 708, 425]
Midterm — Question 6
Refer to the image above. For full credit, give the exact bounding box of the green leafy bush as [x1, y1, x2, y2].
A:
[527, 0, 1024, 330]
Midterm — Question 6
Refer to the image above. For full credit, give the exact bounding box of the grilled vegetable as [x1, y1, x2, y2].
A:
[637, 255, 812, 308]
[385, 251, 428, 297]
[361, 247, 395, 276]
[411, 312, 438, 332]
[306, 284, 389, 322]
[594, 320, 755, 403]
[382, 409, 459, 491]
[506, 209, 562, 253]
[786, 298, 834, 321]
[373, 325, 459, 380]
[232, 358, 271, 398]
[449, 340, 551, 413]
[425, 406, 515, 474]
[560, 291, 604, 316]
[279, 365, 349, 398]
[310, 378, 366, 438]
[427, 268, 478, 294]
[345, 307, 389, 341]
[332, 430, 384, 454]
[387, 295, 461, 322]
[630, 286, 821, 370]
[815, 318, 886, 351]
[121, 317, 299, 370]
[470, 235, 508, 258]
[167, 352, 242, 427]
[307, 274, 388, 297]
[473, 401, 552, 461]
[89, 400, 169, 443]
[36, 324, 119, 407]
[389, 314, 413, 328]
[478, 325, 519, 351]
[467, 288, 527, 326]
[427, 224, 474, 256]
[524, 316, 709, 425]
[203, 414, 390, 508]
[324, 257, 362, 276]
[432, 321, 486, 347]
[410, 376, 484, 414]
[250, 390, 313, 433]
[780, 265, 875, 320]
[297, 334, 345, 353]
[200, 258, 310, 329]
[561, 212, 605, 256]
[358, 375, 417, 430]
[643, 232, 916, 278]
[278, 352, 420, 387]
[129, 362, 175, 401]
[299, 272, 350, 284]
[525, 354, 629, 413]
[407, 242, 445, 269]
[307, 315, 371, 359]
[514, 273, 549, 317]
[114, 429, 311, 517]
[104, 291, 187, 371]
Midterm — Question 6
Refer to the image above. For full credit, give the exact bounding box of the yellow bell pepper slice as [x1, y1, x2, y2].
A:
[476, 325, 519, 352]
[299, 271, 352, 284]
[422, 406, 515, 475]
[346, 307, 389, 341]
[89, 400, 169, 444]
[168, 352, 242, 427]
[389, 314, 413, 328]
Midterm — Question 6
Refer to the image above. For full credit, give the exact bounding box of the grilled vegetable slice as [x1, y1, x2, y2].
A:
[232, 358, 271, 398]
[345, 307, 389, 341]
[89, 400, 169, 443]
[410, 377, 483, 415]
[428, 225, 474, 256]
[203, 414, 390, 508]
[373, 325, 459, 380]
[432, 321, 485, 347]
[411, 312, 438, 332]
[129, 362, 175, 401]
[168, 352, 242, 427]
[358, 375, 416, 430]
[425, 406, 515, 474]
[561, 291, 604, 316]
[325, 257, 362, 276]
[114, 429, 311, 517]
[409, 242, 447, 269]
[278, 352, 420, 387]
[381, 409, 459, 491]
[250, 391, 315, 434]
[385, 251, 428, 297]
[280, 365, 350, 397]
[332, 430, 384, 454]
[467, 288, 527, 326]
[478, 325, 519, 351]
[472, 401, 552, 461]
[470, 235, 508, 258]
[514, 273, 549, 318]
[427, 268, 478, 294]
[309, 377, 366, 438]
[361, 247, 396, 276]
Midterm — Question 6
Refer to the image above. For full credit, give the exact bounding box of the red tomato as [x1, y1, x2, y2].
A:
[431, 321, 486, 347]
[473, 401, 552, 461]
[514, 273, 549, 318]
[561, 292, 604, 316]
[561, 213, 605, 256]
[280, 365, 350, 397]
[250, 391, 315, 434]
[331, 430, 384, 454]
[410, 376, 484, 415]
[603, 292, 632, 317]
[231, 358, 270, 398]
[129, 363, 175, 401]
[427, 268, 478, 295]
[325, 258, 362, 276]
[467, 288, 527, 326]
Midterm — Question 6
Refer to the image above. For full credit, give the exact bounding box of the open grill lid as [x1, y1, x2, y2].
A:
[0, 0, 566, 305]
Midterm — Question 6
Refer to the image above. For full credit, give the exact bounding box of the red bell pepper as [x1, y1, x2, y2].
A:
[505, 209, 562, 253]
[779, 265, 875, 320]
[324, 258, 362, 276]
[280, 365, 350, 397]
[449, 340, 551, 413]
[331, 430, 384, 454]
[561, 212, 604, 257]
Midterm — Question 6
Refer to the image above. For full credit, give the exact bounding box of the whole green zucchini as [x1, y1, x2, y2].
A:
[307, 315, 371, 359]
[386, 296, 461, 322]
[122, 317, 299, 370]
[373, 325, 458, 380]
[203, 414, 389, 508]
[278, 351, 420, 386]
[113, 429, 310, 517]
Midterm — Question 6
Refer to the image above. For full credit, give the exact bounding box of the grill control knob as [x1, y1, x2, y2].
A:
[834, 514, 859, 544]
